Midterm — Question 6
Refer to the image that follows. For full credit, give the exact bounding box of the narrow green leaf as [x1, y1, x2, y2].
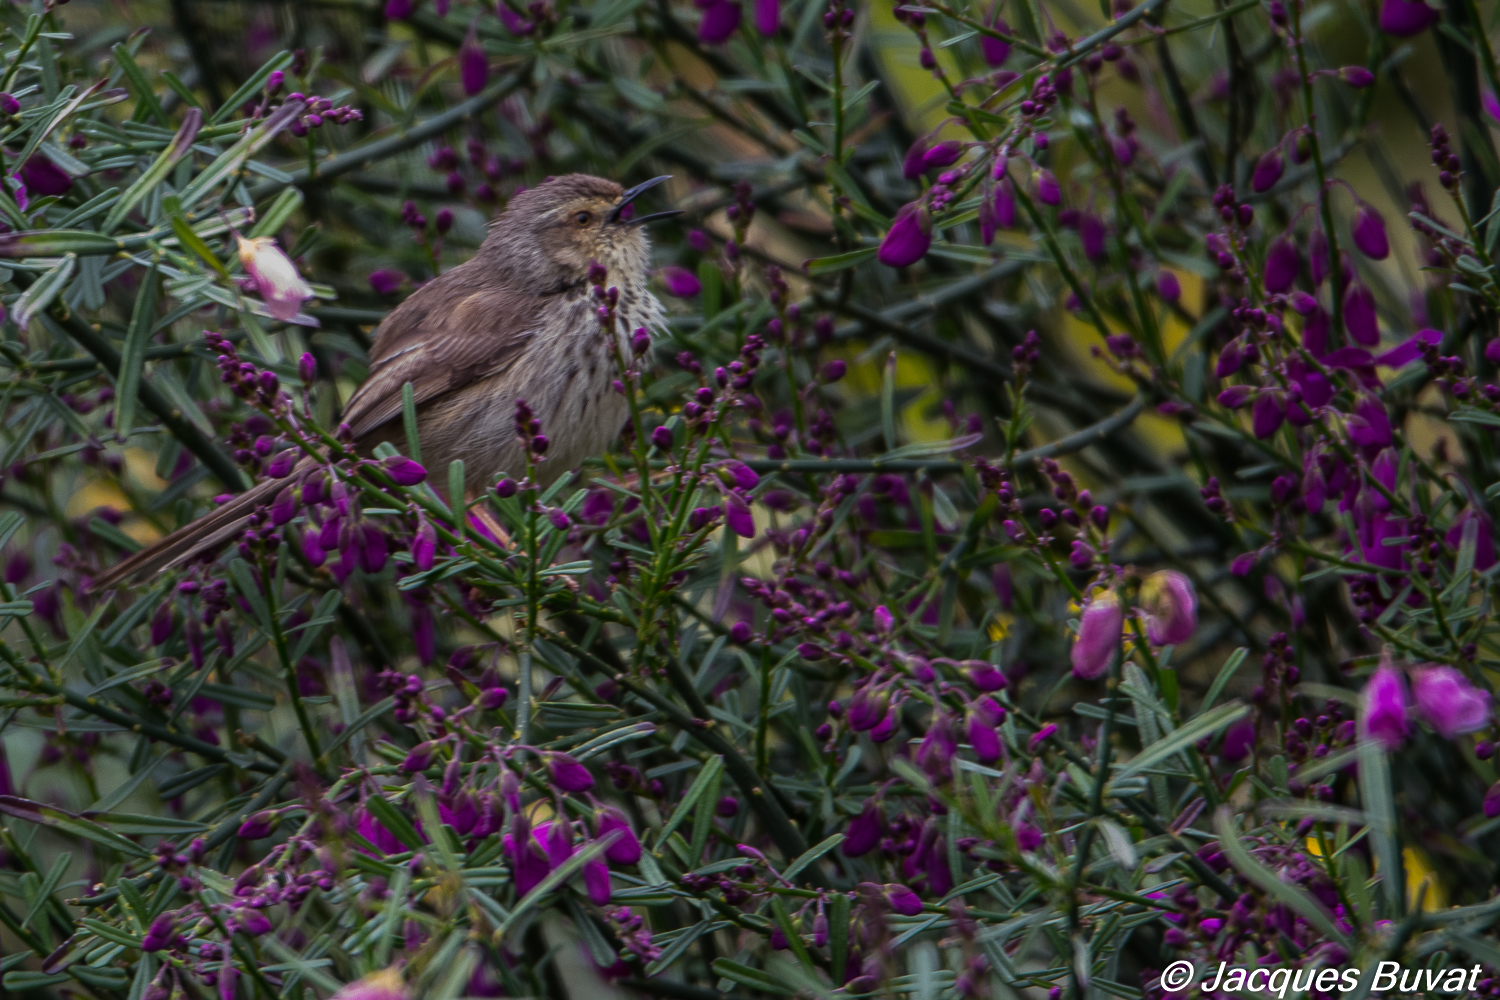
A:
[20, 851, 70, 930]
[227, 559, 274, 633]
[13, 254, 76, 329]
[178, 100, 304, 210]
[495, 836, 613, 940]
[711, 959, 796, 995]
[112, 42, 167, 124]
[1114, 701, 1247, 782]
[169, 215, 230, 277]
[365, 793, 424, 851]
[657, 755, 722, 846]
[881, 351, 897, 453]
[803, 246, 877, 274]
[782, 833, 843, 882]
[1357, 736, 1403, 917]
[403, 382, 421, 464]
[115, 262, 159, 436]
[0, 796, 150, 858]
[101, 108, 202, 234]
[209, 51, 295, 126]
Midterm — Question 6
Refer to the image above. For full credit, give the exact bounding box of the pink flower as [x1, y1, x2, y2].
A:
[1410, 664, 1491, 739]
[596, 806, 643, 864]
[872, 605, 894, 633]
[1359, 662, 1410, 750]
[1033, 167, 1061, 206]
[1140, 570, 1197, 646]
[659, 265, 701, 297]
[878, 202, 932, 268]
[459, 20, 489, 96]
[236, 235, 314, 322]
[1071, 591, 1122, 680]
[698, 0, 742, 43]
[331, 968, 409, 1000]
[1379, 0, 1437, 35]
[1351, 203, 1389, 260]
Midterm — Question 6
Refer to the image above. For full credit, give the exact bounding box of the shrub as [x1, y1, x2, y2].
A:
[0, 0, 1496, 997]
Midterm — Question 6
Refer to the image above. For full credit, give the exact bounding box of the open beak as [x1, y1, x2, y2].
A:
[609, 174, 674, 223]
[628, 209, 684, 227]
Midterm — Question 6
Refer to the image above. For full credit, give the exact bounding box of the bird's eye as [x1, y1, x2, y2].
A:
[575, 211, 592, 226]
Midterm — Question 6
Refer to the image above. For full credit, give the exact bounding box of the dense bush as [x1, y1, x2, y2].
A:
[0, 0, 1497, 996]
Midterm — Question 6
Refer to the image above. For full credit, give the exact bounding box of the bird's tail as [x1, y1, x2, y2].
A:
[89, 476, 284, 591]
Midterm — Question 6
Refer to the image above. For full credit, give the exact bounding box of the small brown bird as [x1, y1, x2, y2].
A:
[92, 174, 675, 589]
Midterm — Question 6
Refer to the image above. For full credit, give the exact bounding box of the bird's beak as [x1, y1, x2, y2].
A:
[628, 210, 684, 227]
[609, 175, 673, 223]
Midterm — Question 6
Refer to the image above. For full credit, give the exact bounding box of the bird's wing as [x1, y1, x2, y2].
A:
[341, 280, 545, 441]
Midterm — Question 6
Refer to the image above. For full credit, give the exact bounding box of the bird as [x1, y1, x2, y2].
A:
[90, 173, 677, 590]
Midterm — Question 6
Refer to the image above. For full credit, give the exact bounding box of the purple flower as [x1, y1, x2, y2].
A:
[724, 492, 756, 538]
[754, 0, 779, 34]
[150, 601, 175, 646]
[650, 425, 675, 450]
[141, 915, 176, 952]
[359, 524, 389, 573]
[265, 448, 297, 479]
[878, 203, 933, 268]
[1351, 203, 1389, 260]
[1263, 236, 1301, 292]
[869, 704, 900, 742]
[1486, 781, 1500, 819]
[1348, 394, 1393, 449]
[1079, 214, 1106, 262]
[872, 605, 894, 633]
[0, 93, 18, 115]
[843, 802, 883, 855]
[381, 455, 428, 485]
[1221, 716, 1255, 761]
[967, 710, 1002, 763]
[659, 265, 702, 297]
[820, 359, 847, 382]
[1410, 664, 1491, 739]
[583, 855, 612, 905]
[1252, 391, 1285, 439]
[1069, 539, 1096, 570]
[1033, 168, 1061, 206]
[982, 11, 1011, 65]
[994, 178, 1017, 227]
[1445, 510, 1497, 570]
[881, 882, 924, 916]
[459, 21, 489, 96]
[1379, 0, 1437, 35]
[1071, 591, 1122, 680]
[237, 235, 313, 322]
[698, 0, 742, 43]
[1359, 662, 1410, 750]
[497, 3, 535, 33]
[1339, 65, 1375, 87]
[385, 0, 413, 18]
[412, 517, 437, 572]
[902, 138, 930, 180]
[596, 806, 642, 864]
[1217, 384, 1253, 409]
[1343, 282, 1379, 345]
[271, 485, 299, 526]
[1375, 327, 1441, 367]
[1156, 270, 1180, 303]
[721, 460, 760, 491]
[545, 752, 594, 791]
[239, 909, 273, 936]
[1251, 149, 1284, 193]
[402, 740, 436, 773]
[963, 661, 1007, 691]
[922, 140, 963, 171]
[847, 685, 890, 731]
[1141, 570, 1197, 645]
[1028, 723, 1057, 752]
[20, 156, 72, 197]
[238, 810, 276, 840]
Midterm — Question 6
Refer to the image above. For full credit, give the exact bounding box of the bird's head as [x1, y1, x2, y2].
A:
[482, 174, 679, 289]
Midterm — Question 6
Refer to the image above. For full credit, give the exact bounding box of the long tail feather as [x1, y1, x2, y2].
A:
[89, 477, 282, 591]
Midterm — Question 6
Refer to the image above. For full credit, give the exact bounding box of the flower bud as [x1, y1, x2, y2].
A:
[1140, 570, 1197, 645]
[1410, 664, 1491, 739]
[459, 20, 489, 95]
[1071, 591, 1122, 680]
[1263, 236, 1301, 293]
[237, 811, 276, 840]
[545, 751, 595, 791]
[1251, 148, 1284, 193]
[1358, 660, 1410, 749]
[1351, 202, 1390, 260]
[236, 235, 313, 322]
[650, 425, 675, 450]
[381, 455, 427, 486]
[878, 202, 933, 268]
[659, 265, 701, 297]
[1339, 65, 1375, 87]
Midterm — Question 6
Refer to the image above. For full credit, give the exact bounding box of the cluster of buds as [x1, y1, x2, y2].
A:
[1431, 123, 1462, 192]
[377, 668, 429, 725]
[285, 93, 362, 136]
[823, 0, 854, 40]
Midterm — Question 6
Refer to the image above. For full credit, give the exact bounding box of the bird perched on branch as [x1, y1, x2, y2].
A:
[91, 174, 677, 590]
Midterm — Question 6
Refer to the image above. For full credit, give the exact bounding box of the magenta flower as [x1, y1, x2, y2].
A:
[982, 11, 1011, 65]
[843, 802, 883, 855]
[369, 268, 404, 295]
[722, 460, 760, 491]
[497, 3, 535, 33]
[902, 138, 929, 180]
[0, 93, 18, 115]
[385, 0, 413, 18]
[698, 0, 742, 43]
[1351, 203, 1389, 259]
[1410, 665, 1491, 739]
[659, 265, 702, 297]
[412, 517, 437, 572]
[1252, 391, 1285, 439]
[1379, 0, 1437, 35]
[1359, 662, 1410, 750]
[754, 0, 779, 34]
[237, 810, 276, 840]
[140, 915, 176, 952]
[1487, 781, 1500, 819]
[381, 455, 428, 485]
[1263, 236, 1301, 292]
[882, 883, 924, 916]
[724, 492, 756, 538]
[1375, 327, 1441, 367]
[847, 685, 890, 731]
[873, 605, 894, 633]
[963, 661, 1007, 691]
[994, 178, 1017, 227]
[237, 235, 314, 322]
[1343, 282, 1378, 345]
[1156, 270, 1180, 302]
[596, 806, 643, 864]
[545, 752, 594, 791]
[1251, 149, 1284, 193]
[1079, 214, 1106, 262]
[1339, 65, 1375, 87]
[584, 854, 612, 905]
[878, 203, 932, 268]
[459, 21, 488, 96]
[1220, 716, 1255, 761]
[1071, 590, 1122, 680]
[1140, 570, 1197, 646]
[19, 155, 71, 196]
[1033, 168, 1061, 206]
[966, 710, 1002, 763]
[922, 140, 963, 171]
